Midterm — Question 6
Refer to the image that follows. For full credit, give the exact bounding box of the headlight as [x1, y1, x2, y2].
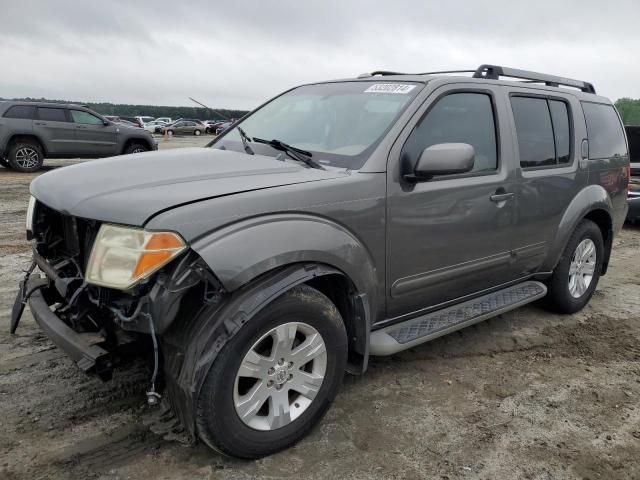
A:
[26, 196, 36, 234]
[86, 224, 186, 290]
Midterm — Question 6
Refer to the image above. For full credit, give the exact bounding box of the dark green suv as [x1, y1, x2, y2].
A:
[0, 101, 157, 172]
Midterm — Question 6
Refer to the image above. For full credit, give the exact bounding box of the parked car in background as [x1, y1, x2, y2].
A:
[155, 117, 172, 124]
[0, 101, 157, 171]
[144, 120, 168, 133]
[162, 120, 205, 136]
[204, 120, 222, 134]
[135, 116, 155, 125]
[12, 65, 629, 458]
[215, 121, 234, 135]
[113, 118, 140, 128]
[119, 116, 144, 128]
[625, 125, 640, 222]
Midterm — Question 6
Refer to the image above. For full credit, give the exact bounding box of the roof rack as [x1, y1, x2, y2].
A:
[357, 65, 596, 94]
[472, 64, 596, 94]
[358, 69, 476, 78]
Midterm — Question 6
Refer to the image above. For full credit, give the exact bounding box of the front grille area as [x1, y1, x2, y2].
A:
[33, 201, 101, 273]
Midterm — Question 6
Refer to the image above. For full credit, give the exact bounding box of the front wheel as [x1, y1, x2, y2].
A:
[195, 284, 347, 458]
[124, 143, 149, 155]
[194, 129, 202, 136]
[544, 219, 604, 314]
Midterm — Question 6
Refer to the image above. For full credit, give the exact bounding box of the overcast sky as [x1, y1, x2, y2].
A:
[1, 0, 638, 110]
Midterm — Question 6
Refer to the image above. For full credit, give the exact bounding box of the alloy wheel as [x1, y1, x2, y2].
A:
[568, 238, 597, 298]
[15, 147, 39, 169]
[233, 322, 327, 431]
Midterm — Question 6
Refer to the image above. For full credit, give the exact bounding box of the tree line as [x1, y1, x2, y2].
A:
[1, 97, 249, 121]
[615, 98, 640, 126]
[3, 95, 640, 125]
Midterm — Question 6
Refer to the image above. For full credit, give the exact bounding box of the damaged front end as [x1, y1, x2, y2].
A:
[11, 201, 223, 387]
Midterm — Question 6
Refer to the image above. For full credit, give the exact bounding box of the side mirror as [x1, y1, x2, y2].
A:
[405, 143, 475, 182]
[103, 120, 110, 126]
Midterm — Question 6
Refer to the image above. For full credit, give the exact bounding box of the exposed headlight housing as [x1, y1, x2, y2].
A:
[86, 224, 187, 290]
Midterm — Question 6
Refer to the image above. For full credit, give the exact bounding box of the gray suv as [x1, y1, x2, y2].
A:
[0, 101, 157, 172]
[11, 65, 630, 458]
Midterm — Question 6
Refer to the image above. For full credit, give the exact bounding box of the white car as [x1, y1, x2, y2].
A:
[135, 116, 155, 125]
[143, 120, 168, 133]
[155, 117, 172, 124]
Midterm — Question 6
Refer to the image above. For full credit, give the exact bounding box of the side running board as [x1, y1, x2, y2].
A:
[370, 281, 547, 356]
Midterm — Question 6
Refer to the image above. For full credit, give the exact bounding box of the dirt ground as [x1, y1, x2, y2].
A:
[1, 138, 639, 479]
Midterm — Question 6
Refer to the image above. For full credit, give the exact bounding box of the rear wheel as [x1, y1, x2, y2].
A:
[8, 142, 44, 172]
[195, 284, 347, 458]
[544, 219, 604, 313]
[194, 129, 202, 136]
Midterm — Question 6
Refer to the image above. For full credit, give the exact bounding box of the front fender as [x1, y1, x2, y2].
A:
[161, 262, 370, 441]
[542, 184, 612, 271]
[190, 213, 379, 316]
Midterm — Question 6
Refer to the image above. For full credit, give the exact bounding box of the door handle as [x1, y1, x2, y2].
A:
[76, 126, 87, 129]
[34, 122, 47, 126]
[490, 192, 515, 203]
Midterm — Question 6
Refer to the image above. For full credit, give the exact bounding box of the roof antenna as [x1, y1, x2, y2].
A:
[188, 97, 230, 120]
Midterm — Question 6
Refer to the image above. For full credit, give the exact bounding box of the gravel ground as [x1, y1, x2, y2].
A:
[1, 139, 639, 479]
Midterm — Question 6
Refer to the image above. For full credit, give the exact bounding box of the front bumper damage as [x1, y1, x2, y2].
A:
[11, 247, 221, 382]
[25, 276, 112, 377]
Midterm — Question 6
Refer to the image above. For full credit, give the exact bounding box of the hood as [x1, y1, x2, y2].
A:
[31, 148, 346, 226]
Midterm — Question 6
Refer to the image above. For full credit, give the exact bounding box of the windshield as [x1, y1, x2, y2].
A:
[212, 81, 422, 169]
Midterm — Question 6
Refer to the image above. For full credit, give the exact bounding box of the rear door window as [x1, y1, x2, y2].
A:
[510, 97, 556, 168]
[549, 100, 571, 164]
[70, 110, 104, 125]
[3, 105, 36, 119]
[582, 102, 627, 159]
[510, 96, 573, 168]
[37, 108, 68, 122]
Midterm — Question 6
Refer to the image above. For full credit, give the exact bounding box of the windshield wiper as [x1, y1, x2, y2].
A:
[237, 127, 254, 155]
[252, 137, 325, 170]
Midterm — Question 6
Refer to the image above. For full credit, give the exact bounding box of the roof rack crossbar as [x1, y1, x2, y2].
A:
[358, 71, 409, 78]
[416, 69, 476, 75]
[472, 64, 596, 94]
[359, 69, 476, 78]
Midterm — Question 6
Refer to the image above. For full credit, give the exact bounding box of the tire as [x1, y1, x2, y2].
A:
[167, 130, 174, 136]
[8, 141, 44, 173]
[0, 157, 10, 169]
[544, 219, 604, 314]
[124, 143, 149, 155]
[196, 284, 348, 458]
[194, 129, 202, 136]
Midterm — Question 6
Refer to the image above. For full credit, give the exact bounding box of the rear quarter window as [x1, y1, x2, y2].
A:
[3, 105, 37, 119]
[582, 102, 627, 159]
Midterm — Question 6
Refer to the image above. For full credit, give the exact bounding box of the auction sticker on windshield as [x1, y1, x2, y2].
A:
[364, 83, 416, 94]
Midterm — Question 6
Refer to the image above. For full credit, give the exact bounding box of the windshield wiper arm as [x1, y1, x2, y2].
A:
[252, 137, 325, 170]
[237, 127, 254, 155]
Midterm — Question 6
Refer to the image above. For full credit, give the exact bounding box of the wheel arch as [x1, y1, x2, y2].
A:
[6, 134, 47, 156]
[543, 185, 614, 274]
[161, 261, 371, 442]
[121, 136, 152, 154]
[189, 213, 379, 314]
